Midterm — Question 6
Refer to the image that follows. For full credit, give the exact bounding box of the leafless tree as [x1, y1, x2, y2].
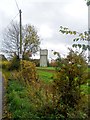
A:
[2, 22, 40, 59]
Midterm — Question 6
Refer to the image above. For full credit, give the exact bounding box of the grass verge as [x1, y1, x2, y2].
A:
[6, 80, 38, 119]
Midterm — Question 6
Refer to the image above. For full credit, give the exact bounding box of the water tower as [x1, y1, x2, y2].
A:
[40, 49, 48, 67]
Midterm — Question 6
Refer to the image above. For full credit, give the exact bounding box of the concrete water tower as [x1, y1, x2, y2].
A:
[40, 49, 48, 67]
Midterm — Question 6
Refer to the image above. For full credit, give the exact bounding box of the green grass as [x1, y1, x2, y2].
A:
[2, 70, 36, 119]
[37, 67, 55, 83]
[7, 80, 38, 119]
[37, 70, 54, 83]
[2, 69, 11, 79]
[81, 84, 90, 94]
[88, 67, 90, 71]
[36, 67, 55, 70]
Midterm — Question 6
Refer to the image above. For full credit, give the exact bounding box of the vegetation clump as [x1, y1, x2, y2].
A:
[2, 50, 89, 119]
[8, 55, 20, 71]
[53, 49, 88, 119]
[12, 60, 39, 85]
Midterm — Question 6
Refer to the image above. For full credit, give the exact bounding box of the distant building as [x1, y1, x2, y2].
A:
[0, 54, 7, 61]
[40, 49, 48, 67]
[50, 59, 57, 67]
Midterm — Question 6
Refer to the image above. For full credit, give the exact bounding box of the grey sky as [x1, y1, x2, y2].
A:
[0, 0, 88, 60]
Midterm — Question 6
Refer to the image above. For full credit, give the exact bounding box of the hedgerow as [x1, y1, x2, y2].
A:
[3, 50, 89, 119]
[52, 49, 88, 119]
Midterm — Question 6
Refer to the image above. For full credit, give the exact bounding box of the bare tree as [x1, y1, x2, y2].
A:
[2, 22, 40, 59]
[2, 22, 19, 57]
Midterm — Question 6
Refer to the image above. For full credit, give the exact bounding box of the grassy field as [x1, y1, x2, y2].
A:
[37, 70, 54, 83]
[36, 67, 55, 70]
[37, 67, 55, 83]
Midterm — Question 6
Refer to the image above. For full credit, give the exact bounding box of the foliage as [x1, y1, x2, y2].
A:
[4, 70, 54, 119]
[2, 69, 12, 119]
[30, 59, 40, 67]
[22, 52, 31, 61]
[0, 55, 8, 70]
[2, 53, 89, 119]
[59, 26, 89, 51]
[3, 65, 89, 119]
[86, 0, 90, 6]
[50, 60, 57, 67]
[1, 61, 10, 70]
[6, 80, 39, 119]
[53, 49, 88, 119]
[12, 60, 38, 85]
[8, 55, 20, 71]
[23, 25, 40, 56]
[2, 22, 40, 58]
[0, 55, 20, 71]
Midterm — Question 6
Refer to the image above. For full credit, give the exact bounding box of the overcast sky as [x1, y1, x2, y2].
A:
[0, 0, 88, 60]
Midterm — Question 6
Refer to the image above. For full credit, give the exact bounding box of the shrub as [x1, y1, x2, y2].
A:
[1, 61, 10, 70]
[15, 60, 39, 85]
[8, 55, 20, 71]
[22, 53, 30, 61]
[6, 73, 54, 119]
[30, 59, 40, 67]
[53, 49, 88, 119]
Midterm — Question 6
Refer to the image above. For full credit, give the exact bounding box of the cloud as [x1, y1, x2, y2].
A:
[0, 0, 88, 60]
[38, 24, 53, 38]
